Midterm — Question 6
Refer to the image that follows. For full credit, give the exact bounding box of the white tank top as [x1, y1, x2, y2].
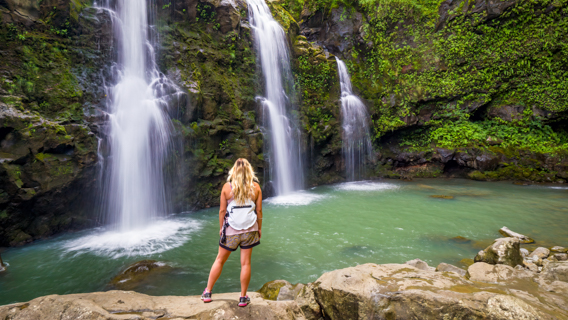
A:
[226, 183, 257, 231]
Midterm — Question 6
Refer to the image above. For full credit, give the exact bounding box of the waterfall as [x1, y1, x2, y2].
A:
[247, 0, 304, 195]
[99, 0, 177, 231]
[336, 58, 372, 181]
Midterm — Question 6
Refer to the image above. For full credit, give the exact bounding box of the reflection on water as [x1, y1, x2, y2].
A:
[1, 179, 567, 305]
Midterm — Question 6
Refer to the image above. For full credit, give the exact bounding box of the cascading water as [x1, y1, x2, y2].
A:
[98, 0, 176, 231]
[247, 0, 304, 196]
[336, 58, 372, 181]
[65, 0, 200, 257]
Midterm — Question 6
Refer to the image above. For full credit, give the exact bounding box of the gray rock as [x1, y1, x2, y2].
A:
[467, 262, 533, 283]
[550, 246, 567, 253]
[520, 248, 530, 258]
[436, 262, 466, 277]
[528, 247, 550, 260]
[474, 237, 524, 267]
[314, 263, 556, 319]
[554, 253, 568, 261]
[406, 258, 434, 271]
[523, 260, 539, 272]
[498, 226, 534, 243]
[539, 261, 568, 282]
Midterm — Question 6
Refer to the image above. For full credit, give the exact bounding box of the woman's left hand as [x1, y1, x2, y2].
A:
[219, 228, 223, 237]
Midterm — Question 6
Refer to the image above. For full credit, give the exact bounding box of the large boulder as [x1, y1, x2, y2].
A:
[311, 263, 557, 319]
[474, 237, 523, 267]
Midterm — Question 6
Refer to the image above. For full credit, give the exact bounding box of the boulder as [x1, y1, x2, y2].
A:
[312, 263, 556, 319]
[550, 246, 567, 253]
[294, 283, 321, 320]
[474, 237, 523, 267]
[539, 261, 568, 282]
[554, 253, 568, 261]
[258, 279, 304, 301]
[0, 253, 5, 272]
[520, 248, 530, 258]
[528, 247, 550, 260]
[436, 262, 466, 277]
[498, 226, 534, 244]
[405, 258, 435, 271]
[466, 262, 532, 283]
[107, 260, 172, 291]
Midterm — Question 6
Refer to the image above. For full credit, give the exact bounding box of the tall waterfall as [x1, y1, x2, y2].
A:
[247, 0, 304, 195]
[336, 58, 372, 181]
[99, 0, 175, 231]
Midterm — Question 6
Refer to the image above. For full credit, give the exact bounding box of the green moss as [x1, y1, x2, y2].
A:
[468, 165, 558, 182]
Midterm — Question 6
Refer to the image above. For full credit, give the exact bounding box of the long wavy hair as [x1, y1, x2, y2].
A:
[227, 158, 258, 205]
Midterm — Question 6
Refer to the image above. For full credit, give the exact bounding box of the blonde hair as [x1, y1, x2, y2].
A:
[227, 158, 258, 205]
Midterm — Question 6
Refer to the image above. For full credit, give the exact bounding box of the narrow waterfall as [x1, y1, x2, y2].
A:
[336, 58, 372, 181]
[99, 0, 175, 231]
[247, 0, 304, 195]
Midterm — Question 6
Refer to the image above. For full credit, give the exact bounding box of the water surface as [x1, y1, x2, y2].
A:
[1, 179, 567, 305]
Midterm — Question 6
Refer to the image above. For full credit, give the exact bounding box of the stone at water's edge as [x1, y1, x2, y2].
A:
[2, 262, 568, 319]
[550, 246, 567, 253]
[529, 247, 551, 260]
[107, 260, 172, 291]
[405, 258, 435, 271]
[498, 226, 534, 244]
[474, 237, 524, 267]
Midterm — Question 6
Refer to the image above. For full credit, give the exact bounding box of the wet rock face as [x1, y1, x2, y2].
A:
[300, 6, 363, 54]
[474, 237, 524, 267]
[0, 1, 113, 246]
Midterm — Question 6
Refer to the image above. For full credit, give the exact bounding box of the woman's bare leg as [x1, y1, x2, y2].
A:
[240, 248, 253, 296]
[206, 246, 232, 292]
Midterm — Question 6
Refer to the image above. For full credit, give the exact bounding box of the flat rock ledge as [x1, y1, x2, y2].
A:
[2, 262, 568, 320]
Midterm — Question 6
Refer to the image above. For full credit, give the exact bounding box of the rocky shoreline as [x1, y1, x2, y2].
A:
[2, 231, 567, 319]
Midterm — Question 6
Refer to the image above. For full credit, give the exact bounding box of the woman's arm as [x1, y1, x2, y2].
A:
[255, 183, 263, 237]
[219, 182, 230, 235]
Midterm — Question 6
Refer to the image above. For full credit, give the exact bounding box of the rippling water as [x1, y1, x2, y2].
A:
[1, 179, 567, 305]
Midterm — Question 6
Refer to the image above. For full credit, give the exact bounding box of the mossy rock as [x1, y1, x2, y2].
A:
[430, 195, 454, 200]
[450, 236, 471, 244]
[107, 260, 172, 291]
[258, 280, 291, 301]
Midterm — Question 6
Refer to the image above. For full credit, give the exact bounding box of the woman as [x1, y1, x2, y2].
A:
[202, 158, 262, 307]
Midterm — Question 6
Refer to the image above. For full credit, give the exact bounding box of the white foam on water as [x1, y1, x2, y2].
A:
[63, 218, 201, 258]
[334, 181, 400, 192]
[549, 186, 568, 190]
[264, 191, 327, 206]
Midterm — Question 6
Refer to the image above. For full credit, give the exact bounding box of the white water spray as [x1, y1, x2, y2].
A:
[247, 0, 303, 195]
[99, 0, 178, 231]
[336, 58, 372, 181]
